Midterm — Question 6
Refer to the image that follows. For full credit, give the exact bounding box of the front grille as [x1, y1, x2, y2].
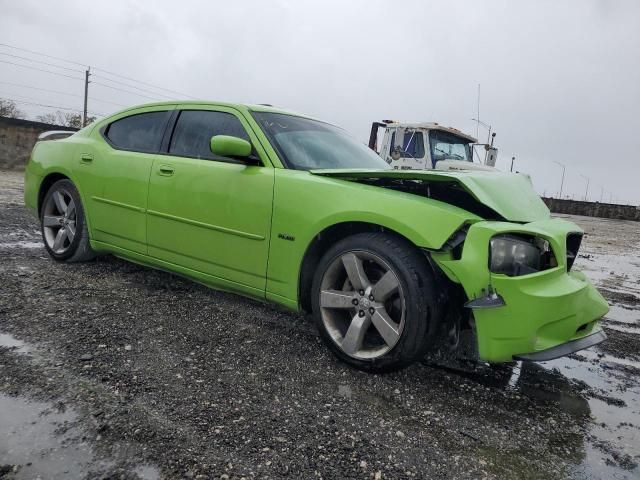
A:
[566, 232, 583, 271]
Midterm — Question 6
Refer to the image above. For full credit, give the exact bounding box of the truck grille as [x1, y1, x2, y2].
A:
[566, 233, 583, 271]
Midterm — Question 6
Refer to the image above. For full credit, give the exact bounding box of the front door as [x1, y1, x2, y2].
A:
[146, 107, 274, 295]
[76, 107, 173, 254]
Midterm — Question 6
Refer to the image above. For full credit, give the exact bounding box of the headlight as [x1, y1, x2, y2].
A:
[490, 235, 542, 276]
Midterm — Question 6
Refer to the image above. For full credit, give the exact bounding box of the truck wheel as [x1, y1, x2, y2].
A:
[311, 232, 438, 373]
[40, 179, 95, 262]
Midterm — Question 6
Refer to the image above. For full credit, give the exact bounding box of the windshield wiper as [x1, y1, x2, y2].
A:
[435, 147, 464, 160]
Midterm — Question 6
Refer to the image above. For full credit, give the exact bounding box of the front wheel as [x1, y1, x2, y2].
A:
[311, 232, 439, 373]
[40, 179, 95, 262]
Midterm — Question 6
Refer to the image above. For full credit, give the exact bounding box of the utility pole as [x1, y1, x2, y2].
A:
[510, 156, 515, 172]
[82, 67, 91, 127]
[600, 186, 604, 202]
[553, 161, 566, 199]
[580, 174, 589, 201]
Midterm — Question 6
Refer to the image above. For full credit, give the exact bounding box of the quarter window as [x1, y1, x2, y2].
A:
[169, 110, 250, 160]
[105, 111, 169, 152]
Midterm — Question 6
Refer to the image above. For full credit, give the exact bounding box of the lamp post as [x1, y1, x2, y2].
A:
[580, 174, 589, 201]
[510, 156, 515, 172]
[553, 161, 566, 199]
[470, 118, 492, 143]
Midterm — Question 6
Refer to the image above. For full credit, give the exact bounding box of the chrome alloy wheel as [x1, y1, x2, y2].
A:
[42, 188, 77, 254]
[319, 251, 406, 360]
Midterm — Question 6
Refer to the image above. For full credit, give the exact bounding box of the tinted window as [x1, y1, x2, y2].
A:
[106, 111, 168, 152]
[169, 110, 250, 160]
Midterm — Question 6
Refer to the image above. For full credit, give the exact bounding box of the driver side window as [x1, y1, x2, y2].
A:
[169, 110, 251, 160]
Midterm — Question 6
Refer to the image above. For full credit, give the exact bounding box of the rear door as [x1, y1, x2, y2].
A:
[77, 106, 174, 254]
[146, 106, 274, 294]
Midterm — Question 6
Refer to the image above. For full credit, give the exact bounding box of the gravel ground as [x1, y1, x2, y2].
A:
[1, 169, 639, 479]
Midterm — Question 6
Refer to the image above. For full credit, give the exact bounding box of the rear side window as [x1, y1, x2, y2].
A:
[105, 111, 169, 153]
[169, 110, 250, 160]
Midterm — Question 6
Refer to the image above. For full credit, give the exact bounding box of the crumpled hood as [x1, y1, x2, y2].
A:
[309, 169, 550, 223]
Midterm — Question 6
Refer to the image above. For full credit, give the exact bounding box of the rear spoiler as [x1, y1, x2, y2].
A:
[38, 130, 75, 141]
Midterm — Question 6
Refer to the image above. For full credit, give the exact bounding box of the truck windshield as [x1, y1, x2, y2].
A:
[429, 131, 473, 164]
[252, 112, 391, 170]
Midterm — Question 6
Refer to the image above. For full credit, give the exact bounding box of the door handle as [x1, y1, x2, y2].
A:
[80, 154, 93, 164]
[158, 165, 175, 176]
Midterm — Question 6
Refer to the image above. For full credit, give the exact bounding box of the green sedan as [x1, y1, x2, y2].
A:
[24, 102, 609, 372]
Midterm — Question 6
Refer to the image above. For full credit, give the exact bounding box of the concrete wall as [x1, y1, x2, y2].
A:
[542, 197, 640, 222]
[0, 116, 77, 170]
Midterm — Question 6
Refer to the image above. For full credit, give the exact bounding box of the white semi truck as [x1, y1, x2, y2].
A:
[368, 120, 498, 172]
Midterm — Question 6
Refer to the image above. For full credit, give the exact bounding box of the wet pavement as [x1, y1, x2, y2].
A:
[1, 170, 639, 479]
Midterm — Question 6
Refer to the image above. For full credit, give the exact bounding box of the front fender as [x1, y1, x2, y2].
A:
[265, 170, 480, 307]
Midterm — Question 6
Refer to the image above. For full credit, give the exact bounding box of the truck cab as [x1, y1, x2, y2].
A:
[369, 121, 498, 171]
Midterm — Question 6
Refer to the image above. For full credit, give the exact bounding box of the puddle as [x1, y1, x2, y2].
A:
[604, 305, 640, 326]
[604, 324, 640, 335]
[0, 393, 96, 479]
[539, 355, 640, 478]
[0, 335, 161, 479]
[0, 333, 31, 354]
[435, 349, 640, 478]
[0, 241, 43, 249]
[580, 348, 640, 371]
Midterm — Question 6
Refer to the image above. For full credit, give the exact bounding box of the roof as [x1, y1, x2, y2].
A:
[382, 121, 477, 143]
[111, 100, 305, 118]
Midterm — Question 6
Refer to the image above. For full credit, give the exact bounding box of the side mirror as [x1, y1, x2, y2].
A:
[210, 135, 252, 159]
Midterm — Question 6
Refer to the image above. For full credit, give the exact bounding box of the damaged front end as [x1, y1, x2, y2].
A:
[310, 168, 609, 363]
[431, 219, 609, 362]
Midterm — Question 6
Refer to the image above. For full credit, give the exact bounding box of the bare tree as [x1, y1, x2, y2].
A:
[36, 112, 59, 124]
[36, 110, 96, 128]
[0, 99, 25, 119]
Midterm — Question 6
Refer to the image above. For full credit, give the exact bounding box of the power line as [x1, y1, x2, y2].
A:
[0, 42, 195, 99]
[0, 81, 78, 97]
[0, 91, 112, 114]
[4, 97, 104, 116]
[91, 74, 175, 100]
[0, 42, 87, 67]
[0, 59, 83, 81]
[0, 81, 128, 107]
[0, 52, 85, 74]
[91, 81, 166, 101]
[92, 68, 196, 99]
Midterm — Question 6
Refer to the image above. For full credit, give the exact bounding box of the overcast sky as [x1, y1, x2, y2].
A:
[1, 0, 639, 204]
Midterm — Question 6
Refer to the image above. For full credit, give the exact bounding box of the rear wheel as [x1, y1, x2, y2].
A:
[311, 232, 439, 373]
[41, 179, 95, 262]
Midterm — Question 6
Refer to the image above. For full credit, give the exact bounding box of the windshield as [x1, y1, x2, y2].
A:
[429, 131, 473, 164]
[252, 112, 391, 170]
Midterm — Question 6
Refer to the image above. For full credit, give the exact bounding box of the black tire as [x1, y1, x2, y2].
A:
[311, 232, 440, 373]
[40, 179, 95, 263]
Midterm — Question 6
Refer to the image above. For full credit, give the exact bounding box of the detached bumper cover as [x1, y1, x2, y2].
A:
[432, 217, 610, 362]
[513, 330, 607, 362]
